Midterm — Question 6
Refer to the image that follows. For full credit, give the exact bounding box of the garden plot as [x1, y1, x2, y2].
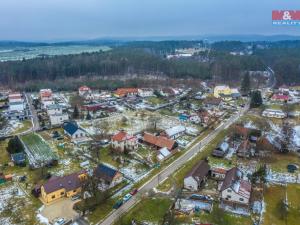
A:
[20, 133, 58, 168]
[0, 183, 41, 225]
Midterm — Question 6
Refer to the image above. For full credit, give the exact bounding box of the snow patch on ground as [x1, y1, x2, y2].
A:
[293, 126, 300, 147]
[244, 121, 257, 129]
[266, 169, 300, 184]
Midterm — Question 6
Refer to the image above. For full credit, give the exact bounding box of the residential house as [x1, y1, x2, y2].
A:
[220, 167, 252, 208]
[163, 125, 186, 139]
[115, 88, 138, 98]
[138, 88, 154, 97]
[111, 131, 138, 153]
[212, 141, 229, 158]
[233, 125, 249, 140]
[46, 104, 64, 115]
[271, 94, 289, 103]
[78, 85, 92, 97]
[237, 140, 251, 158]
[203, 97, 221, 108]
[40, 171, 86, 204]
[40, 89, 55, 109]
[8, 93, 25, 111]
[94, 164, 123, 189]
[47, 104, 69, 126]
[211, 167, 227, 181]
[184, 160, 210, 191]
[214, 85, 232, 98]
[143, 132, 178, 151]
[256, 137, 280, 156]
[63, 121, 88, 142]
[262, 109, 286, 119]
[5, 92, 28, 120]
[160, 88, 180, 97]
[49, 113, 69, 126]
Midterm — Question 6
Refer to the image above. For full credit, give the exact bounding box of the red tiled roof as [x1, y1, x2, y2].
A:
[115, 88, 138, 97]
[79, 86, 91, 91]
[143, 132, 176, 150]
[211, 167, 227, 174]
[111, 131, 134, 142]
[272, 94, 289, 101]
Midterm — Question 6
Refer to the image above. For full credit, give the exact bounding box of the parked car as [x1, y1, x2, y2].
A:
[54, 218, 65, 225]
[99, 139, 110, 145]
[130, 188, 138, 196]
[123, 193, 132, 202]
[71, 194, 80, 201]
[113, 199, 123, 209]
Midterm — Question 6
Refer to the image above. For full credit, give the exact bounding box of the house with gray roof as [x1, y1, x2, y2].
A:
[184, 160, 210, 191]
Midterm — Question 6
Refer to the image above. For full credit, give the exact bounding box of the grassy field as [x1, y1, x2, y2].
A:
[263, 184, 300, 225]
[194, 205, 253, 225]
[114, 197, 172, 225]
[12, 120, 32, 134]
[147, 96, 167, 105]
[259, 152, 300, 173]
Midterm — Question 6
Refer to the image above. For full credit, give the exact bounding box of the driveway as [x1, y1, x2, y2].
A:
[41, 198, 79, 223]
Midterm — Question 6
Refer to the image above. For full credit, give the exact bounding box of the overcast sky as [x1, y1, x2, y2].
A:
[0, 0, 300, 41]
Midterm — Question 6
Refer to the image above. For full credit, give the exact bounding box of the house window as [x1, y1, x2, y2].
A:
[52, 195, 55, 199]
[227, 189, 232, 193]
[73, 190, 76, 193]
[226, 195, 231, 199]
[60, 192, 64, 195]
[239, 198, 244, 202]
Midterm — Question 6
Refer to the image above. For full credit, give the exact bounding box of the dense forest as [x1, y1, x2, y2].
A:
[0, 40, 299, 90]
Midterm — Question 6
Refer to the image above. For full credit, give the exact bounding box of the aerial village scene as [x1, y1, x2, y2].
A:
[1, 63, 300, 225]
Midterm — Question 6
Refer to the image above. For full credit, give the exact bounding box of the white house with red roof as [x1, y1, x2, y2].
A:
[40, 89, 55, 109]
[271, 93, 289, 102]
[111, 131, 138, 153]
[220, 167, 252, 207]
[78, 85, 92, 97]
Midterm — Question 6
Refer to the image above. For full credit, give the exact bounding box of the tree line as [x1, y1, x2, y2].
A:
[0, 48, 267, 90]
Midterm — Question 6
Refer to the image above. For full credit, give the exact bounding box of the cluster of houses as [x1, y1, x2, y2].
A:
[38, 89, 70, 127]
[2, 92, 30, 120]
[182, 160, 252, 214]
[212, 125, 263, 159]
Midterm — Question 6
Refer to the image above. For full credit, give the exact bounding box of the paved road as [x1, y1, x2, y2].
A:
[99, 105, 249, 225]
[25, 93, 40, 131]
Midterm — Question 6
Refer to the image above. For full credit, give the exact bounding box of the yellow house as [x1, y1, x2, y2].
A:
[213, 85, 233, 101]
[40, 171, 86, 204]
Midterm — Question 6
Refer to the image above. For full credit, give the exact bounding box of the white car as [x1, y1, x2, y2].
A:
[123, 193, 132, 202]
